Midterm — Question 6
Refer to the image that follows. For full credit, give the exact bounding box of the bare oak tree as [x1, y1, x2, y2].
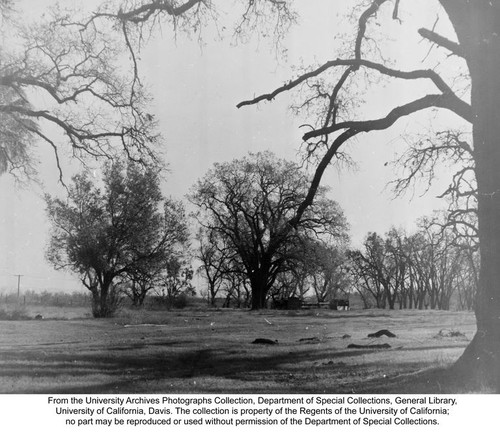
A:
[391, 130, 478, 250]
[0, 3, 158, 182]
[189, 151, 348, 310]
[238, 0, 500, 390]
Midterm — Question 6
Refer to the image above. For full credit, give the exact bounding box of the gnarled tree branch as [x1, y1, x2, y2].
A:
[418, 28, 465, 58]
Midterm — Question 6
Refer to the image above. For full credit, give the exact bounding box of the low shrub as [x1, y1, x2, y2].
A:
[148, 293, 191, 310]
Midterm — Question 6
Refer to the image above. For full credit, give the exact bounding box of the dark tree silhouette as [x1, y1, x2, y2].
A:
[190, 151, 348, 310]
[196, 227, 237, 306]
[45, 161, 189, 316]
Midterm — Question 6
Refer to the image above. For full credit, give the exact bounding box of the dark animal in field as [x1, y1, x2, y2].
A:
[367, 329, 396, 338]
[298, 337, 320, 343]
[34, 314, 43, 320]
[252, 338, 278, 345]
[347, 343, 391, 349]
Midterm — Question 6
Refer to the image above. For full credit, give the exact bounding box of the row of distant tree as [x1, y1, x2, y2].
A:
[349, 225, 477, 311]
[201, 227, 478, 313]
[44, 151, 477, 316]
[0, 289, 192, 310]
[0, 290, 90, 307]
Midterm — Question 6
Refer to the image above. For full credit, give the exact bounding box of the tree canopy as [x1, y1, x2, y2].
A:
[0, 1, 159, 183]
[190, 151, 349, 309]
[45, 161, 189, 316]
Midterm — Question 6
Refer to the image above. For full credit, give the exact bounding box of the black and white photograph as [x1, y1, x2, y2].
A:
[0, 0, 499, 432]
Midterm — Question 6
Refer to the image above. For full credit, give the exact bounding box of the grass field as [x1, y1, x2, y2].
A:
[0, 305, 479, 394]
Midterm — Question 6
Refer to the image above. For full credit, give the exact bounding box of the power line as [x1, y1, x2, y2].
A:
[13, 274, 23, 300]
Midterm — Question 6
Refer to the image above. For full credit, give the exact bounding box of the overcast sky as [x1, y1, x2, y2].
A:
[0, 0, 469, 292]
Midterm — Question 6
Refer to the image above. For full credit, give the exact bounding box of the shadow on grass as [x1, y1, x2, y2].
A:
[0, 338, 471, 394]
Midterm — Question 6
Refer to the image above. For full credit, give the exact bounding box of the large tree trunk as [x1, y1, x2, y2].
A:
[92, 275, 119, 318]
[441, 0, 500, 390]
[250, 271, 270, 310]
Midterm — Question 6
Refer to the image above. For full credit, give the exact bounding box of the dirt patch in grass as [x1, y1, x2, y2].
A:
[0, 308, 479, 394]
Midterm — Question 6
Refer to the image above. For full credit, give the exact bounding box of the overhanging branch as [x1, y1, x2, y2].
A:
[290, 129, 358, 228]
[237, 58, 465, 109]
[302, 93, 472, 141]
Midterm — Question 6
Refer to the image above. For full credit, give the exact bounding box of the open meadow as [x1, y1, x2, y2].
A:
[0, 306, 480, 394]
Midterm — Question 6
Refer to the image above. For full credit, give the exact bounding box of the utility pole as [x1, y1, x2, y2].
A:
[14, 274, 23, 303]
